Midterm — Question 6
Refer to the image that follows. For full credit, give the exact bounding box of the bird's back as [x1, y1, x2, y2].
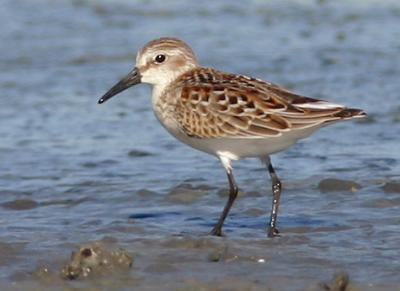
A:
[162, 67, 365, 140]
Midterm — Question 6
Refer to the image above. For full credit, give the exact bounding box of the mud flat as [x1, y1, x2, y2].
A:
[1, 0, 399, 290]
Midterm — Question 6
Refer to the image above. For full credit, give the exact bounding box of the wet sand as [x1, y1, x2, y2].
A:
[1, 178, 399, 290]
[3, 233, 399, 290]
[1, 0, 400, 290]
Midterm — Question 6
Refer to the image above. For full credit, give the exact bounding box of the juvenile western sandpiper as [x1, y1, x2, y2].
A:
[98, 37, 366, 237]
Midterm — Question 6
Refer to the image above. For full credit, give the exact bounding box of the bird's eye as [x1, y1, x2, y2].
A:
[155, 54, 166, 63]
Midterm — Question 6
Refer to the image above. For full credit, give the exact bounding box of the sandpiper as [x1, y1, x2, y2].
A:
[98, 37, 366, 237]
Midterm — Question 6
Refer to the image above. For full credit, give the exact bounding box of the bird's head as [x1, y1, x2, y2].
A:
[98, 37, 198, 104]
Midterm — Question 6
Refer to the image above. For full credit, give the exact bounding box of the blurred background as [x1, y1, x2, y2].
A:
[0, 0, 399, 290]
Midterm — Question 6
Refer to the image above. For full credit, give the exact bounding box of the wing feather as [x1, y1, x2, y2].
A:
[171, 68, 363, 138]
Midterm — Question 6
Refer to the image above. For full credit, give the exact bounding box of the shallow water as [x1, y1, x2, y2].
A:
[1, 0, 400, 290]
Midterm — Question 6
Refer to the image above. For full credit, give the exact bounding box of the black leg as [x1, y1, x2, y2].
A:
[210, 158, 238, 236]
[265, 157, 282, 237]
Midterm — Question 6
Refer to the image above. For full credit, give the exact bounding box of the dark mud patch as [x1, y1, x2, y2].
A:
[1, 199, 39, 210]
[165, 183, 210, 204]
[127, 149, 155, 157]
[318, 178, 361, 193]
[382, 181, 400, 193]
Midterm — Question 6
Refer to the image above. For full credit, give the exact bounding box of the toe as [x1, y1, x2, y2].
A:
[267, 227, 280, 238]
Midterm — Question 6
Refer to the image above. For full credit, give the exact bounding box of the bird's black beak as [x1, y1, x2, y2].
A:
[98, 67, 141, 104]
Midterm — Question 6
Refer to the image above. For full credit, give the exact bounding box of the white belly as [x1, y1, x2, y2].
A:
[156, 113, 322, 160]
[151, 89, 323, 160]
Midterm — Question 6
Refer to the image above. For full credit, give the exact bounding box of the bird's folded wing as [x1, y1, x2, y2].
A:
[173, 71, 352, 139]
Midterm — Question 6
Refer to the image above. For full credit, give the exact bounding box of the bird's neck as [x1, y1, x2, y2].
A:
[151, 66, 196, 108]
[151, 83, 168, 108]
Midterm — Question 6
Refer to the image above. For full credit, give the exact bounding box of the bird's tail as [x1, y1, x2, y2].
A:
[333, 108, 367, 119]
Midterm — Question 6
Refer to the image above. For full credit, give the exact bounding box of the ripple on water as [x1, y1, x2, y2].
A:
[128, 211, 181, 220]
[1, 0, 400, 289]
[0, 190, 32, 198]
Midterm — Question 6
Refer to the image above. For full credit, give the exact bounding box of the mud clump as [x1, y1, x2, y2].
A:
[61, 242, 133, 280]
[319, 272, 350, 291]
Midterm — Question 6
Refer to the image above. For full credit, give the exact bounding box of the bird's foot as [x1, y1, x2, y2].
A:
[267, 227, 280, 238]
[210, 227, 224, 237]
